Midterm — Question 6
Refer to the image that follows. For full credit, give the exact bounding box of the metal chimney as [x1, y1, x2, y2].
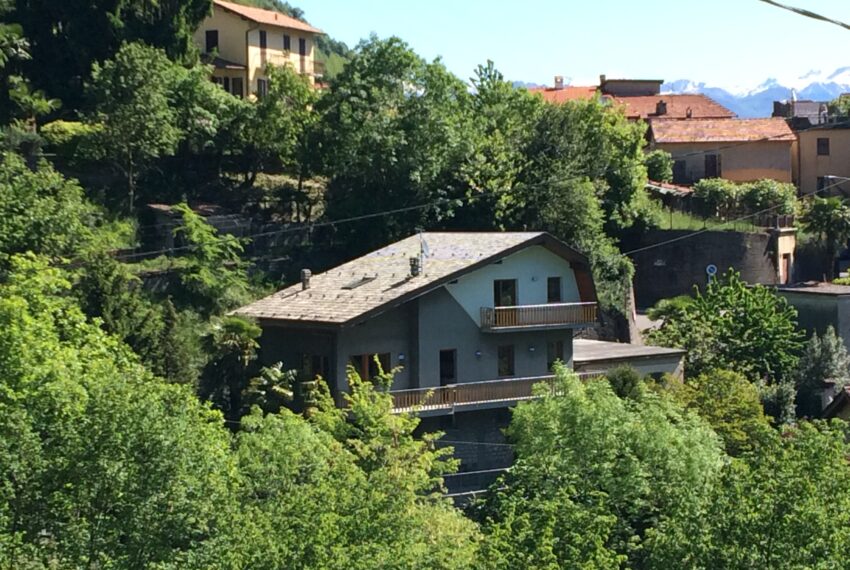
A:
[409, 257, 421, 277]
[300, 268, 312, 290]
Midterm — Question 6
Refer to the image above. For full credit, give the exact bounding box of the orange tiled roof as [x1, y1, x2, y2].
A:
[529, 85, 598, 103]
[650, 118, 796, 144]
[214, 0, 322, 34]
[614, 94, 734, 120]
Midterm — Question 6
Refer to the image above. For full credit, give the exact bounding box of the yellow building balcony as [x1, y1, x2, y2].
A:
[480, 302, 597, 332]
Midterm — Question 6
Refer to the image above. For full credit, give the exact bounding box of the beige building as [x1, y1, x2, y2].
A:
[193, 0, 322, 98]
[648, 118, 795, 184]
[795, 125, 850, 195]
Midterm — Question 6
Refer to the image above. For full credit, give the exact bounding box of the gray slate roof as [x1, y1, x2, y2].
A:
[234, 232, 578, 326]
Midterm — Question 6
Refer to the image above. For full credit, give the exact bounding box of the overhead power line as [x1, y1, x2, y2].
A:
[757, 0, 850, 32]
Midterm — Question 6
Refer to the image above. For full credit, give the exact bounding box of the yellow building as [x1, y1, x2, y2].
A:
[193, 0, 322, 98]
[796, 125, 850, 195]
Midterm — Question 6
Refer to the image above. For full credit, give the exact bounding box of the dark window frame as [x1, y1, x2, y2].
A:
[817, 137, 830, 156]
[547, 340, 565, 370]
[259, 30, 267, 49]
[205, 29, 219, 53]
[299, 37, 307, 56]
[231, 77, 244, 98]
[497, 345, 515, 377]
[256, 78, 268, 98]
[493, 279, 517, 307]
[283, 34, 291, 51]
[547, 276, 562, 303]
[349, 353, 391, 380]
[439, 349, 457, 386]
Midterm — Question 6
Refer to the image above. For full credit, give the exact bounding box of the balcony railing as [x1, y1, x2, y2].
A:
[390, 372, 601, 414]
[480, 302, 597, 331]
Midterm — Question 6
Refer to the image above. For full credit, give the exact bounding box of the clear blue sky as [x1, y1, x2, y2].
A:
[296, 0, 850, 91]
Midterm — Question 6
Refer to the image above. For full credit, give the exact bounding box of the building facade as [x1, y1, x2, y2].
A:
[193, 0, 321, 98]
[795, 124, 850, 195]
[234, 232, 599, 413]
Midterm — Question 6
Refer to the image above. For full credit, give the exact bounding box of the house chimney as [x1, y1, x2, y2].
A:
[554, 75, 564, 90]
[656, 99, 667, 115]
[409, 256, 421, 277]
[300, 268, 312, 290]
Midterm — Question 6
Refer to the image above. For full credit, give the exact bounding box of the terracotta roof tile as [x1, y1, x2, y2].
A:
[233, 232, 586, 325]
[529, 85, 598, 103]
[214, 0, 322, 34]
[650, 118, 796, 144]
[614, 94, 734, 120]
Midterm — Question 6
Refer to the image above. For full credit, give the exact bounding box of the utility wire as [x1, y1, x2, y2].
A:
[757, 0, 850, 32]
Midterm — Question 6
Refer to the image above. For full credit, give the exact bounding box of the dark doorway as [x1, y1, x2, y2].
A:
[705, 154, 721, 178]
[493, 279, 517, 307]
[439, 349, 457, 386]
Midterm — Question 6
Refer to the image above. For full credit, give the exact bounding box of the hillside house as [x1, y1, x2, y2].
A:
[794, 123, 850, 195]
[648, 118, 795, 184]
[193, 0, 321, 98]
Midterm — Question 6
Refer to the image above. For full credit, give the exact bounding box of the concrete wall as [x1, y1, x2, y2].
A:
[445, 245, 580, 326]
[776, 292, 850, 353]
[574, 354, 685, 380]
[660, 140, 793, 184]
[798, 128, 850, 195]
[631, 229, 785, 308]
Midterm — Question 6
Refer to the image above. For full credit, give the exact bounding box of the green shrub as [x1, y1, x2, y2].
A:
[40, 120, 101, 159]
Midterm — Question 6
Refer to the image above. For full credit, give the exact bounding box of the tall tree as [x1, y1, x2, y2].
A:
[12, 0, 211, 113]
[794, 326, 850, 418]
[87, 42, 183, 211]
[800, 196, 850, 280]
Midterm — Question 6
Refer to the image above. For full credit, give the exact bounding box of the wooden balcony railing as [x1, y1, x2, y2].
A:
[480, 302, 597, 331]
[390, 372, 601, 414]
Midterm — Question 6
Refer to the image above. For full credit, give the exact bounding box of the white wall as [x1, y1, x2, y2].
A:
[445, 245, 580, 325]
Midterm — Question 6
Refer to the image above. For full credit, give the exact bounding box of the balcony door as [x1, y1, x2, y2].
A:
[493, 279, 518, 327]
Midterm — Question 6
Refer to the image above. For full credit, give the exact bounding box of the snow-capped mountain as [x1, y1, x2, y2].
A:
[663, 68, 850, 118]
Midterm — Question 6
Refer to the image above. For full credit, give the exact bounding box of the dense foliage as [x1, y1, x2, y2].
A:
[800, 196, 850, 280]
[691, 177, 798, 219]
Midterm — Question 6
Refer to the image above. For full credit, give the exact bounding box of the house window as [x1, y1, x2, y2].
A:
[231, 77, 244, 98]
[547, 277, 562, 303]
[205, 30, 218, 53]
[818, 137, 830, 156]
[547, 340, 565, 370]
[256, 78, 268, 98]
[259, 30, 267, 49]
[349, 353, 391, 380]
[299, 37, 307, 56]
[497, 345, 515, 377]
[493, 279, 517, 307]
[222, 77, 230, 92]
[704, 154, 721, 178]
[817, 176, 827, 191]
[439, 349, 457, 386]
[283, 34, 291, 51]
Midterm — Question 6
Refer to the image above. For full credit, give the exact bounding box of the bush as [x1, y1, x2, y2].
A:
[740, 179, 797, 216]
[644, 149, 673, 183]
[692, 178, 739, 218]
[40, 120, 101, 159]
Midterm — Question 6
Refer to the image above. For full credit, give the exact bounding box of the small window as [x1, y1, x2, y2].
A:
[231, 77, 244, 98]
[817, 176, 827, 191]
[256, 78, 268, 98]
[818, 137, 830, 156]
[498, 345, 515, 377]
[205, 30, 218, 53]
[222, 77, 230, 92]
[300, 353, 330, 380]
[547, 277, 562, 303]
[672, 160, 687, 184]
[705, 154, 721, 178]
[283, 34, 291, 51]
[547, 340, 565, 370]
[299, 37, 307, 56]
[259, 30, 267, 49]
[349, 353, 391, 380]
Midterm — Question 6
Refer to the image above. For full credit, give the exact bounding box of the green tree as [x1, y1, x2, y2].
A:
[740, 179, 797, 216]
[0, 254, 235, 568]
[692, 177, 740, 219]
[317, 36, 470, 253]
[198, 316, 262, 427]
[644, 149, 673, 183]
[795, 326, 850, 418]
[12, 0, 211, 113]
[87, 42, 183, 211]
[0, 151, 119, 258]
[666, 369, 773, 455]
[475, 366, 724, 568]
[170, 202, 252, 315]
[800, 196, 850, 280]
[648, 421, 850, 569]
[648, 269, 803, 386]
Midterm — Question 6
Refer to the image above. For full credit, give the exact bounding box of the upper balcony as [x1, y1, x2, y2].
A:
[480, 302, 597, 332]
